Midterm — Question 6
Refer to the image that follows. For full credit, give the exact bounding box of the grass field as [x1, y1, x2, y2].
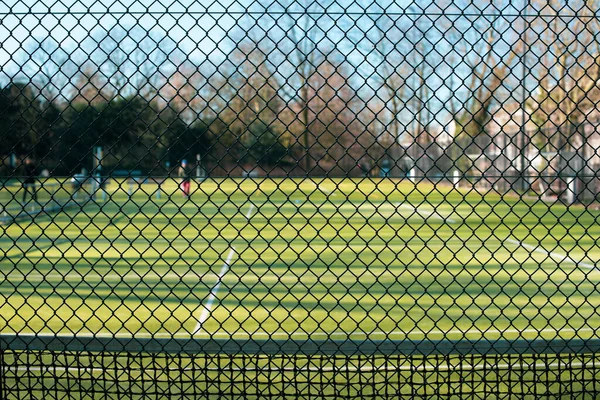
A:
[1, 177, 600, 342]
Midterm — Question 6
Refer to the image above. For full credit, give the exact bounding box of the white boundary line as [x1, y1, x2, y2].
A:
[396, 202, 457, 224]
[0, 332, 194, 339]
[0, 201, 74, 225]
[4, 272, 221, 282]
[189, 326, 597, 339]
[8, 326, 595, 340]
[505, 238, 597, 270]
[394, 201, 597, 271]
[245, 204, 255, 219]
[5, 361, 593, 375]
[0, 236, 513, 249]
[193, 247, 236, 335]
[318, 184, 336, 196]
[306, 181, 336, 197]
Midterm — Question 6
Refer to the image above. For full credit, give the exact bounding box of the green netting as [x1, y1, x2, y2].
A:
[3, 350, 600, 399]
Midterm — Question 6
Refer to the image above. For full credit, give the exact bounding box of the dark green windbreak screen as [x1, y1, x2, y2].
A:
[1, 0, 600, 398]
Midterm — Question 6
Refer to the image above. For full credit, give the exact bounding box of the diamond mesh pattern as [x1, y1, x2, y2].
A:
[2, 1, 600, 398]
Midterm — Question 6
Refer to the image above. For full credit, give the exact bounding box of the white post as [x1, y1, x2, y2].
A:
[196, 154, 201, 179]
[91, 176, 99, 195]
[93, 146, 104, 202]
[453, 170, 459, 187]
[567, 177, 576, 204]
[410, 168, 416, 183]
[50, 183, 58, 210]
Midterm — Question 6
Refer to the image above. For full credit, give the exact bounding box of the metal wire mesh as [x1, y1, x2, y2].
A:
[4, 351, 600, 399]
[2, 0, 600, 398]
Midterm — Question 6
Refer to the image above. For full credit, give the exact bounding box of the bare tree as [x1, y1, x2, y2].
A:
[70, 62, 113, 106]
[527, 0, 600, 147]
[98, 27, 129, 100]
[367, 13, 410, 145]
[25, 38, 68, 104]
[399, 11, 438, 178]
[130, 29, 177, 100]
[267, 0, 332, 171]
[229, 41, 287, 155]
[452, 6, 519, 183]
[303, 55, 362, 173]
[160, 59, 204, 121]
[524, 0, 600, 198]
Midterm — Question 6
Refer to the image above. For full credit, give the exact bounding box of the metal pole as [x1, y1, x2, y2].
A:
[520, 1, 529, 192]
[196, 153, 201, 179]
[95, 146, 105, 201]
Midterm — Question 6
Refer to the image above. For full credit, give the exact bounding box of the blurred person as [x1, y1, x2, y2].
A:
[179, 159, 191, 198]
[21, 157, 37, 204]
[71, 168, 88, 199]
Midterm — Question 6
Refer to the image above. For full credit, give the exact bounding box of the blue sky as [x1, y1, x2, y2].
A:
[0, 0, 244, 71]
[0, 0, 531, 137]
[0, 0, 524, 68]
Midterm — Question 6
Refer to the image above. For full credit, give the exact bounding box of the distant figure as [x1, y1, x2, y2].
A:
[71, 168, 88, 199]
[359, 162, 370, 178]
[179, 160, 191, 198]
[22, 157, 37, 203]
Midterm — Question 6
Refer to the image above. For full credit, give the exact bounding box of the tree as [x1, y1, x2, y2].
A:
[70, 62, 113, 106]
[164, 117, 212, 171]
[527, 0, 600, 147]
[98, 27, 129, 100]
[228, 41, 289, 167]
[244, 121, 288, 166]
[24, 38, 68, 104]
[267, 0, 332, 172]
[130, 29, 177, 100]
[0, 83, 44, 157]
[524, 0, 600, 198]
[359, 12, 412, 176]
[161, 59, 204, 122]
[451, 6, 519, 182]
[407, 12, 436, 178]
[367, 13, 410, 144]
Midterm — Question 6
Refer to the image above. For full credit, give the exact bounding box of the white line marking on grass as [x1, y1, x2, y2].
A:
[318, 184, 336, 196]
[211, 360, 587, 372]
[193, 247, 236, 335]
[0, 332, 194, 339]
[5, 326, 595, 341]
[505, 238, 597, 270]
[307, 181, 336, 197]
[245, 204, 255, 219]
[4, 272, 221, 283]
[6, 361, 593, 375]
[0, 202, 72, 225]
[191, 326, 596, 340]
[396, 203, 457, 224]
[0, 236, 493, 249]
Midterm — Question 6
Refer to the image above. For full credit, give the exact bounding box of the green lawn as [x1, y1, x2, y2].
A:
[1, 177, 600, 341]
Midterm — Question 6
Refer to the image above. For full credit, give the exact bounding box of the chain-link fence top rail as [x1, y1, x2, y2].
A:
[2, 0, 600, 398]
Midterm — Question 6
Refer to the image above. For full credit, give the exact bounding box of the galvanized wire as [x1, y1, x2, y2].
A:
[2, 0, 600, 398]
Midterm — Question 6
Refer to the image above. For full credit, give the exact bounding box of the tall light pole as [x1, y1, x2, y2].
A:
[93, 146, 105, 201]
[520, 0, 529, 192]
[196, 153, 203, 180]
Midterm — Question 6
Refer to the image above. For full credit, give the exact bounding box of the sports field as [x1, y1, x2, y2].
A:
[1, 178, 600, 342]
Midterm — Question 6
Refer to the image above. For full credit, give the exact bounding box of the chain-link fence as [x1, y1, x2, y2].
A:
[2, 0, 600, 398]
